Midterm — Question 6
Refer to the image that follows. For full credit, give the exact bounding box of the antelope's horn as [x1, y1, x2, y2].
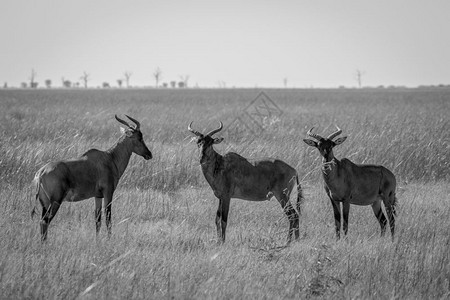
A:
[188, 121, 202, 136]
[206, 121, 223, 136]
[125, 114, 140, 131]
[327, 125, 342, 140]
[115, 114, 132, 129]
[307, 127, 323, 141]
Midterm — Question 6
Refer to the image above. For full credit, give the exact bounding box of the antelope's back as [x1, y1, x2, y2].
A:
[224, 153, 295, 177]
[341, 158, 396, 201]
[224, 153, 296, 201]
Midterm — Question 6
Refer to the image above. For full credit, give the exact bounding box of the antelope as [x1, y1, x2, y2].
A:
[188, 121, 303, 244]
[32, 115, 152, 241]
[303, 126, 397, 239]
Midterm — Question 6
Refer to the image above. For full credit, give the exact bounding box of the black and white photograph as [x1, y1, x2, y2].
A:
[1, 0, 449, 298]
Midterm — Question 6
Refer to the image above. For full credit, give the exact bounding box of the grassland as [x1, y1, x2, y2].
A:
[0, 88, 449, 299]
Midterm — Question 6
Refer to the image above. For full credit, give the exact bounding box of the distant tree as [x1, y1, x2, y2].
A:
[355, 69, 365, 88]
[162, 82, 168, 88]
[283, 77, 288, 88]
[123, 71, 132, 88]
[21, 82, 27, 88]
[45, 79, 52, 88]
[61, 77, 72, 88]
[117, 79, 123, 88]
[3, 82, 7, 88]
[153, 67, 162, 88]
[217, 80, 226, 88]
[102, 82, 110, 88]
[74, 82, 80, 88]
[29, 68, 37, 88]
[80, 71, 90, 88]
[179, 75, 190, 88]
[170, 81, 176, 88]
[177, 81, 185, 88]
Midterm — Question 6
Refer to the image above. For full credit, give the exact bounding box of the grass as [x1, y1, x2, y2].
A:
[0, 87, 449, 298]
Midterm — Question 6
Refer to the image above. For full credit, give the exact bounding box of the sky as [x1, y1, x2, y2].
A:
[1, 0, 450, 88]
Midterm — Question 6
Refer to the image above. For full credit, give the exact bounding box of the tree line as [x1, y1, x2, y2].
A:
[9, 68, 191, 89]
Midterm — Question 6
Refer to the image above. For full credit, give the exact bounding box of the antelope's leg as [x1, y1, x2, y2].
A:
[40, 201, 61, 242]
[383, 194, 396, 237]
[216, 197, 230, 243]
[95, 197, 102, 234]
[329, 198, 341, 239]
[342, 201, 350, 236]
[371, 200, 387, 237]
[386, 206, 395, 237]
[285, 201, 299, 243]
[276, 190, 300, 243]
[104, 191, 113, 238]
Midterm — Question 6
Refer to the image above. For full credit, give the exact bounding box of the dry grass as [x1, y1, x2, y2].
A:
[0, 88, 449, 299]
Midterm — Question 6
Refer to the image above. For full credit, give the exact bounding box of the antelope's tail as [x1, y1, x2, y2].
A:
[31, 170, 42, 219]
[392, 193, 398, 217]
[296, 172, 304, 215]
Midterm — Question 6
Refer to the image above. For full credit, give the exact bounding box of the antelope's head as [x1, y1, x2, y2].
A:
[188, 121, 224, 160]
[115, 115, 152, 160]
[303, 126, 347, 162]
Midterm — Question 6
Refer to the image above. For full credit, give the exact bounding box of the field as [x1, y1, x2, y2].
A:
[0, 88, 449, 299]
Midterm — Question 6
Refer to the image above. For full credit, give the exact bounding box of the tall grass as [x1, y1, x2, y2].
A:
[1, 88, 448, 191]
[0, 88, 449, 298]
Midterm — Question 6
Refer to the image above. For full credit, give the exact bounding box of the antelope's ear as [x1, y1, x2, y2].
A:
[303, 139, 317, 147]
[120, 127, 133, 137]
[213, 137, 224, 144]
[333, 136, 347, 146]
